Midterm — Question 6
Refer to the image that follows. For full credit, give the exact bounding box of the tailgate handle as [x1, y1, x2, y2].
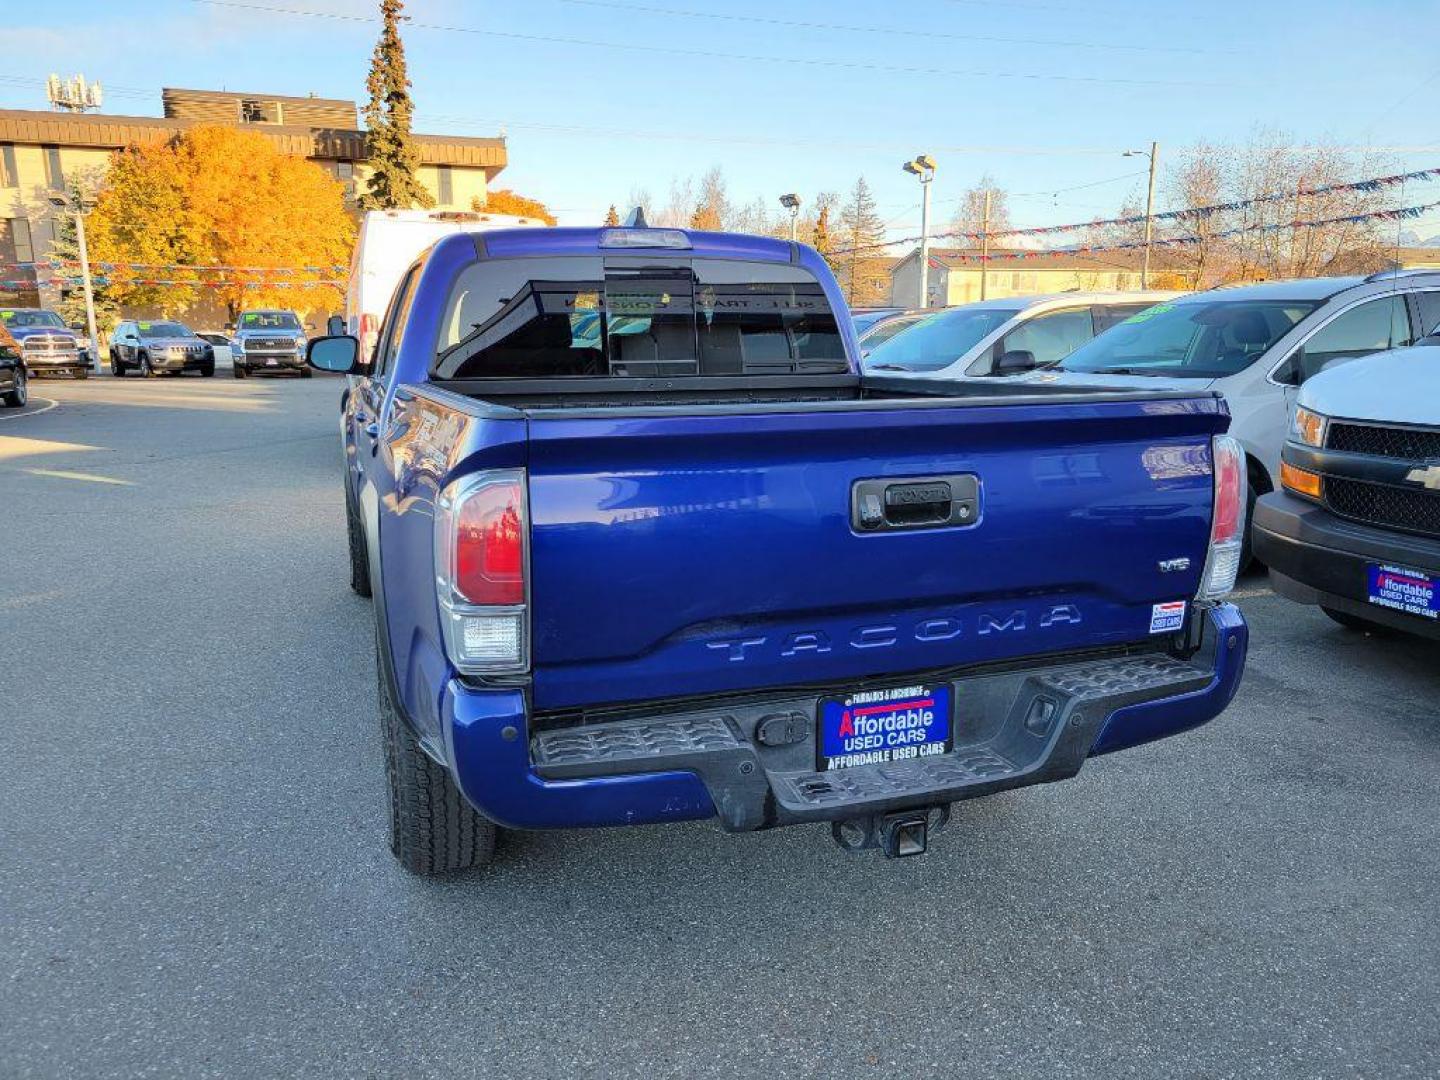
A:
[853, 474, 979, 532]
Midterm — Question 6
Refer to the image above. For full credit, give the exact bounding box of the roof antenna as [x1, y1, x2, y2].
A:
[622, 206, 649, 228]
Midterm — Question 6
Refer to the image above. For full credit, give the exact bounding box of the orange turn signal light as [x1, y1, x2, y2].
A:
[1281, 461, 1323, 499]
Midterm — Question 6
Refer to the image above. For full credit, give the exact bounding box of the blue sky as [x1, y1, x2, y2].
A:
[7, 0, 1440, 241]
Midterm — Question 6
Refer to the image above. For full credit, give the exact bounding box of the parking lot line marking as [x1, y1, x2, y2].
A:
[0, 397, 58, 421]
[22, 468, 135, 486]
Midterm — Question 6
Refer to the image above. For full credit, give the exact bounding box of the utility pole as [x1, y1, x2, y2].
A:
[980, 188, 992, 300]
[903, 155, 936, 307]
[74, 211, 97, 361]
[1142, 141, 1158, 289]
[48, 192, 98, 367]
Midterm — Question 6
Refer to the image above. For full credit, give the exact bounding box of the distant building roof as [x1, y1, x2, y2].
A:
[0, 88, 506, 174]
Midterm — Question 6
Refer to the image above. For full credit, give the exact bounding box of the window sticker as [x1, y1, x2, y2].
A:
[1122, 303, 1173, 324]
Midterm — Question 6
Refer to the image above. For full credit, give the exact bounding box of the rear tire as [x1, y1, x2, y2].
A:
[1322, 607, 1394, 635]
[201, 362, 215, 377]
[1, 368, 25, 408]
[111, 350, 126, 376]
[378, 636, 497, 875]
[74, 368, 89, 380]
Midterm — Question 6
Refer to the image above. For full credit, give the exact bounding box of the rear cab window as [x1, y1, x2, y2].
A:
[432, 256, 846, 380]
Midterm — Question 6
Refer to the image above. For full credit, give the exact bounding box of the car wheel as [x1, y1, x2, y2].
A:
[378, 629, 497, 875]
[140, 354, 157, 378]
[1, 368, 25, 408]
[201, 362, 215, 377]
[1322, 607, 1394, 636]
[74, 368, 89, 380]
[1239, 481, 1260, 573]
[345, 486, 373, 599]
[233, 362, 247, 379]
[111, 350, 126, 377]
[301, 367, 313, 379]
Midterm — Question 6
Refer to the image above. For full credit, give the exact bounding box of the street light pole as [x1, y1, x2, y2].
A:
[903, 155, 936, 307]
[778, 193, 801, 243]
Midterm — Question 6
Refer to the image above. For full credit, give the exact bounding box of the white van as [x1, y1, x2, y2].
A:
[343, 209, 546, 359]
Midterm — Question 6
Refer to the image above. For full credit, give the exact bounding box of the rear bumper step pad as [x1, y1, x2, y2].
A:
[529, 650, 1218, 830]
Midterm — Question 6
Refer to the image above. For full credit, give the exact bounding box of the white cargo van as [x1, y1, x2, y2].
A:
[343, 209, 546, 360]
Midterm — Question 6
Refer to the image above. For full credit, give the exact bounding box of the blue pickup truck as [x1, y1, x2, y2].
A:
[306, 224, 1250, 874]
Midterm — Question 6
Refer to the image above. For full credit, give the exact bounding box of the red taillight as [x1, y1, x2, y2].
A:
[1211, 437, 1243, 545]
[454, 479, 525, 605]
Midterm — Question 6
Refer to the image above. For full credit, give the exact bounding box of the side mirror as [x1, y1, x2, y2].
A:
[326, 315, 345, 337]
[307, 335, 360, 375]
[994, 349, 1038, 376]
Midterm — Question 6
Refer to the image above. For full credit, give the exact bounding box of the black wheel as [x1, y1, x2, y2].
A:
[140, 353, 157, 378]
[74, 368, 89, 380]
[346, 486, 373, 598]
[378, 633, 497, 875]
[201, 363, 215, 377]
[111, 350, 126, 377]
[1239, 476, 1260, 573]
[301, 367, 313, 379]
[1322, 607, 1394, 635]
[1, 367, 25, 408]
[233, 362, 247, 379]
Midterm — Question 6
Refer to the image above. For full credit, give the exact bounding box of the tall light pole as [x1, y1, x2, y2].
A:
[1124, 142, 1159, 289]
[47, 191, 99, 366]
[903, 154, 936, 307]
[779, 193, 801, 242]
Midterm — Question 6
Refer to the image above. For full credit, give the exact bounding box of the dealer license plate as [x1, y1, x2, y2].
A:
[1367, 563, 1439, 621]
[266, 358, 279, 367]
[817, 683, 952, 771]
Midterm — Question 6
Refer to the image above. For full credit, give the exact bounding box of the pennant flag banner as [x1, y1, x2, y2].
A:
[831, 165, 1440, 256]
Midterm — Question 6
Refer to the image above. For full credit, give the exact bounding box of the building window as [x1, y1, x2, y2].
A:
[0, 145, 16, 188]
[43, 145, 64, 191]
[239, 99, 281, 123]
[335, 161, 354, 181]
[436, 165, 453, 206]
[1, 218, 35, 264]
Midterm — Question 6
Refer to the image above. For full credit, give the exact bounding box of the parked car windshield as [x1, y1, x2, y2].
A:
[240, 312, 301, 330]
[434, 256, 847, 378]
[861, 307, 1014, 372]
[1059, 299, 1319, 378]
[137, 322, 192, 338]
[0, 309, 65, 329]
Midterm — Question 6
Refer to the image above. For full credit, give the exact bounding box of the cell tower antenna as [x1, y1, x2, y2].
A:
[47, 74, 104, 113]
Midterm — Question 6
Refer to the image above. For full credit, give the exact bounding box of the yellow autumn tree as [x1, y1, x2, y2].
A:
[472, 188, 557, 225]
[90, 126, 356, 319]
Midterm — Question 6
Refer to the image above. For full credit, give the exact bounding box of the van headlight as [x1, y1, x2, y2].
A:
[1289, 406, 1327, 448]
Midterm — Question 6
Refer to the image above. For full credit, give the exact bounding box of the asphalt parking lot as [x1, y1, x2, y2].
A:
[1, 373, 1437, 1080]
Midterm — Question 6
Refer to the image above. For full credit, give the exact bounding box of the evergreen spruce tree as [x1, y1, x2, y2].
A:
[359, 0, 434, 210]
[49, 173, 119, 337]
[840, 176, 885, 306]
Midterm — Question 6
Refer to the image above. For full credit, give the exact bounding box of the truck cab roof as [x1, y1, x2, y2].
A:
[453, 226, 801, 263]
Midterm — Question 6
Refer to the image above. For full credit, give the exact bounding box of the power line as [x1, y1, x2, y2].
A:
[555, 0, 1210, 54]
[185, 0, 1226, 88]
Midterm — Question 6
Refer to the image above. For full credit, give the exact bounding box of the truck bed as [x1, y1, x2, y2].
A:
[430, 372, 1220, 414]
